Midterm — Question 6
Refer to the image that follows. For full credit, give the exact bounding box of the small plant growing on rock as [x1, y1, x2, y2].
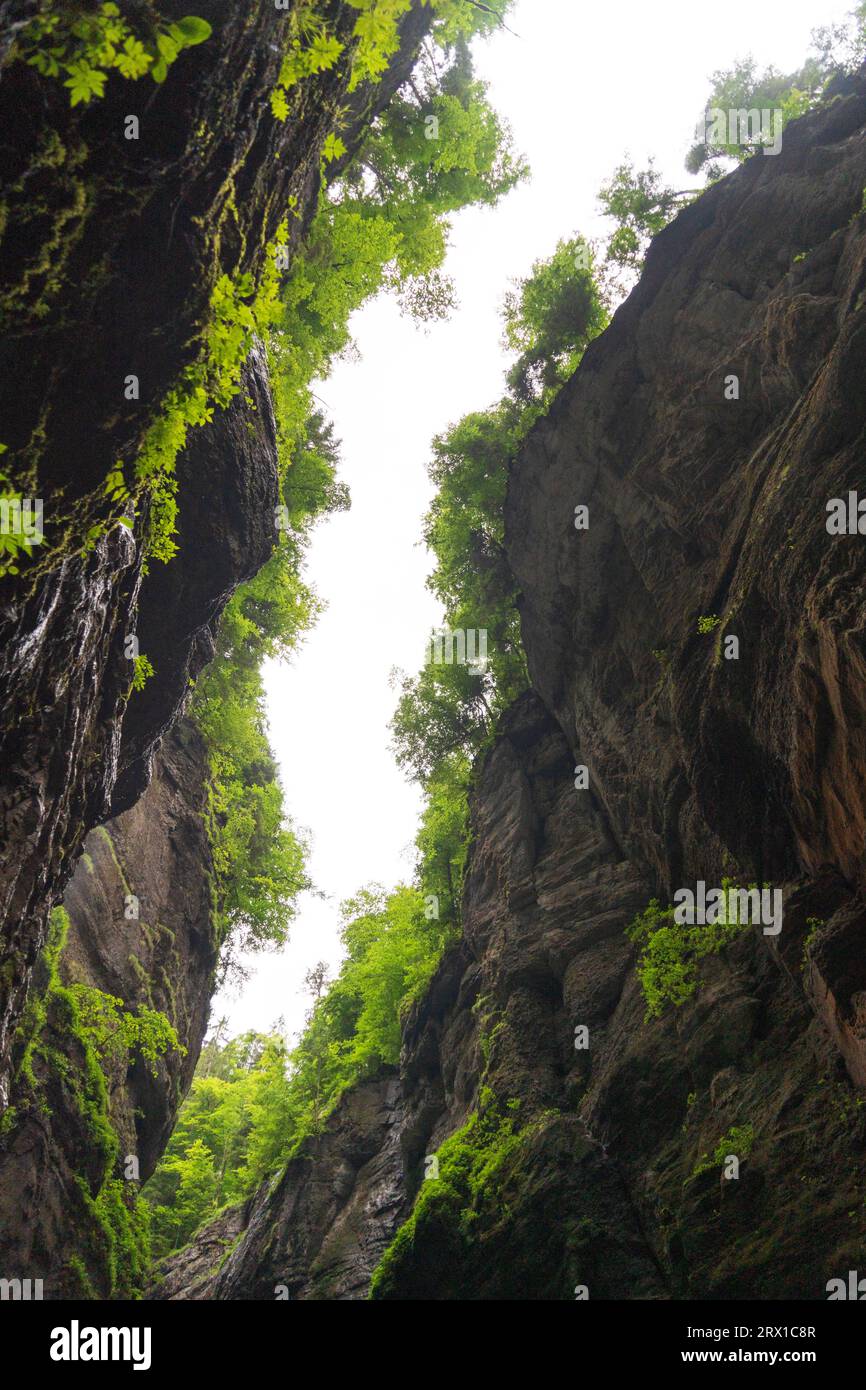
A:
[70, 984, 185, 1080]
[801, 916, 824, 972]
[626, 880, 751, 1018]
[692, 1122, 754, 1179]
[131, 653, 155, 692]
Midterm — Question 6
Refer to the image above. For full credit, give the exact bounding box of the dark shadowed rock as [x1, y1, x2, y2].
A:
[158, 74, 866, 1300]
[0, 718, 218, 1298]
[0, 0, 437, 1104]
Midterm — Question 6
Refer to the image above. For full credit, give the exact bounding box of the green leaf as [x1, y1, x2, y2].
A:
[115, 37, 151, 80]
[173, 16, 213, 47]
[156, 32, 179, 62]
[322, 133, 347, 164]
[150, 56, 168, 84]
[63, 61, 107, 105]
[270, 87, 289, 122]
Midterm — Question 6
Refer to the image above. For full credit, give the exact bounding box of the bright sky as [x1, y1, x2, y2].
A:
[213, 0, 852, 1042]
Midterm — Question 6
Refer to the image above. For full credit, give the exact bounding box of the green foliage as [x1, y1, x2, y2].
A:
[390, 236, 605, 813]
[192, 585, 313, 969]
[692, 1123, 755, 1179]
[339, 37, 527, 226]
[135, 235, 288, 562]
[147, 1136, 220, 1256]
[503, 238, 606, 403]
[802, 916, 825, 972]
[697, 614, 721, 634]
[592, 9, 866, 298]
[414, 753, 471, 923]
[0, 490, 41, 579]
[626, 882, 752, 1019]
[385, 241, 607, 1049]
[75, 1175, 151, 1299]
[69, 5, 518, 573]
[337, 883, 452, 1063]
[143, 6, 524, 1257]
[370, 1088, 524, 1298]
[269, 0, 514, 120]
[18, 3, 212, 105]
[189, 412, 352, 969]
[269, 36, 525, 459]
[147, 882, 456, 1255]
[684, 10, 866, 180]
[687, 59, 822, 177]
[68, 984, 185, 1079]
[391, 660, 495, 785]
[185, 17, 524, 972]
[268, 0, 414, 118]
[597, 159, 692, 287]
[130, 652, 154, 691]
[9, 910, 151, 1297]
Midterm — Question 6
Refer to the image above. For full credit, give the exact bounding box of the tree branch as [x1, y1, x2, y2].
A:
[464, 1, 519, 37]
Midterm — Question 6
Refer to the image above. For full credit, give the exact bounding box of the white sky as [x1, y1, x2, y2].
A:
[213, 0, 852, 1042]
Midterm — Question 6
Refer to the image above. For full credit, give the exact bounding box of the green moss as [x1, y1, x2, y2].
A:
[13, 904, 69, 1088]
[11, 907, 152, 1297]
[94, 825, 132, 897]
[625, 880, 753, 1019]
[691, 1123, 755, 1180]
[802, 916, 825, 972]
[127, 953, 153, 1003]
[0, 131, 90, 327]
[129, 229, 288, 563]
[131, 652, 155, 692]
[67, 1254, 99, 1301]
[75, 1176, 150, 1300]
[370, 1089, 525, 1299]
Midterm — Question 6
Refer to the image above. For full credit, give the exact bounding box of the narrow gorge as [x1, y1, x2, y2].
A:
[2, 0, 866, 1314]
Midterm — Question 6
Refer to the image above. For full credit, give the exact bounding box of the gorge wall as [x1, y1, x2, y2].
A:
[0, 1, 438, 1297]
[154, 69, 866, 1300]
[4, 3, 866, 1304]
[0, 0, 437, 1107]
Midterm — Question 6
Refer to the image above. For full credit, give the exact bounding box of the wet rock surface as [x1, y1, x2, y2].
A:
[0, 0, 435, 1103]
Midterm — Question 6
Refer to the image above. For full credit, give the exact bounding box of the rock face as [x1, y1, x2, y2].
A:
[0, 718, 218, 1297]
[152, 1073, 405, 1300]
[0, 340, 281, 1295]
[0, 0, 316, 1100]
[0, 0, 446, 1296]
[62, 720, 220, 1184]
[0, 0, 437, 1105]
[156, 71, 866, 1300]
